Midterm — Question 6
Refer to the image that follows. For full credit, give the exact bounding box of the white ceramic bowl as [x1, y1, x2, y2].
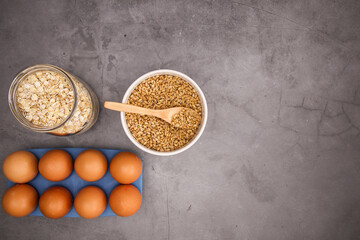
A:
[121, 69, 208, 156]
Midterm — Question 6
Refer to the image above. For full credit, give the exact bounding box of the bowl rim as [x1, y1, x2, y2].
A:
[120, 69, 208, 156]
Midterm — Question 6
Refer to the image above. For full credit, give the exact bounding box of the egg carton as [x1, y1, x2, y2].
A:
[7, 148, 143, 217]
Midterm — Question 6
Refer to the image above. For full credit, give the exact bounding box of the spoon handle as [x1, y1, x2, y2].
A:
[104, 101, 158, 116]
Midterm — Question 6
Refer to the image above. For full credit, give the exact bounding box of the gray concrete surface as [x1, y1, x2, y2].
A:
[1, 0, 360, 239]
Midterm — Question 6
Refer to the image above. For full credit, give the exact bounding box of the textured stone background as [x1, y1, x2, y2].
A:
[1, 0, 360, 239]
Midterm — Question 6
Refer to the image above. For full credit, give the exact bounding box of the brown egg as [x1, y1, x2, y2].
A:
[74, 186, 107, 219]
[110, 152, 142, 184]
[39, 186, 72, 219]
[3, 151, 38, 183]
[1, 184, 38, 217]
[109, 185, 141, 217]
[75, 149, 107, 182]
[39, 149, 73, 181]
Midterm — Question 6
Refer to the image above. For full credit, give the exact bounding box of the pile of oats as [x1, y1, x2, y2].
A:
[51, 77, 93, 135]
[125, 75, 202, 152]
[15, 70, 93, 135]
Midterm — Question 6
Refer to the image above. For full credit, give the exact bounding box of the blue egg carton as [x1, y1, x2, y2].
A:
[7, 148, 143, 217]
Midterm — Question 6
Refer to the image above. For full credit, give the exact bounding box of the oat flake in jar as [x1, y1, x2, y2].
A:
[8, 64, 99, 135]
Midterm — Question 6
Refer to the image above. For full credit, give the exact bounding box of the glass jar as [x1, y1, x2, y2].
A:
[8, 64, 99, 135]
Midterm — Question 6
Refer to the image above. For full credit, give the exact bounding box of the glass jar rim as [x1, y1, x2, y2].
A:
[8, 64, 78, 132]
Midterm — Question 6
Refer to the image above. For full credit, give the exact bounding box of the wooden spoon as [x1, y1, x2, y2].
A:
[104, 101, 201, 129]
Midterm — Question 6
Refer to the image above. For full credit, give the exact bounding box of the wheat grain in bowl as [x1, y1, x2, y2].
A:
[125, 74, 202, 152]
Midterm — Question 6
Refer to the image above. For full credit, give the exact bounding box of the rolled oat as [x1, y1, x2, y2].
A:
[15, 70, 93, 135]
